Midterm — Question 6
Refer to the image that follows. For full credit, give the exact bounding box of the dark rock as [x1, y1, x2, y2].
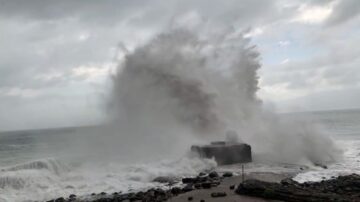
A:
[211, 192, 227, 197]
[195, 176, 208, 182]
[208, 171, 219, 178]
[183, 184, 194, 192]
[198, 172, 206, 176]
[100, 192, 106, 195]
[201, 182, 212, 189]
[280, 178, 298, 186]
[222, 172, 233, 177]
[69, 194, 76, 198]
[200, 200, 205, 202]
[194, 183, 202, 189]
[182, 177, 196, 184]
[191, 142, 252, 165]
[210, 180, 221, 187]
[229, 185, 235, 190]
[54, 197, 65, 202]
[188, 196, 193, 201]
[152, 176, 177, 184]
[171, 187, 182, 195]
[236, 174, 360, 202]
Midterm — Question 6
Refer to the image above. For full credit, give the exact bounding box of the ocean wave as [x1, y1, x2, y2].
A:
[0, 156, 215, 202]
[3, 158, 70, 175]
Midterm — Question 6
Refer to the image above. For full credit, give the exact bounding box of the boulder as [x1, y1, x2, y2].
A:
[236, 174, 360, 202]
[191, 141, 252, 165]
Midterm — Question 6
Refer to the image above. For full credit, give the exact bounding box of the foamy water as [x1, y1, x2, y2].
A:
[0, 109, 359, 201]
[0, 156, 216, 202]
[293, 109, 360, 182]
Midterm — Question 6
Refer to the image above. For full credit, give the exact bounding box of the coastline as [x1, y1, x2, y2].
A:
[168, 172, 289, 202]
[47, 171, 293, 202]
[47, 170, 360, 202]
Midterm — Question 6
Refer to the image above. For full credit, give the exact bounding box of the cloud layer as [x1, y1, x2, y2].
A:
[0, 0, 359, 130]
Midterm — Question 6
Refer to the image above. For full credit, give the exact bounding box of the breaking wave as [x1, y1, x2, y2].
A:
[108, 28, 342, 165]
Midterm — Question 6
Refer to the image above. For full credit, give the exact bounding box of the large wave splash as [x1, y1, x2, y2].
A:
[108, 29, 341, 165]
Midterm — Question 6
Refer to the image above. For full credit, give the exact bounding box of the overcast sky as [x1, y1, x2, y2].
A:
[0, 0, 359, 131]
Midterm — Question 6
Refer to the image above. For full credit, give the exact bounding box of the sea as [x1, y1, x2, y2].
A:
[0, 109, 359, 202]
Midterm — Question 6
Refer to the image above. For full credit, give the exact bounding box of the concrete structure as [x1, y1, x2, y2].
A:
[191, 141, 252, 165]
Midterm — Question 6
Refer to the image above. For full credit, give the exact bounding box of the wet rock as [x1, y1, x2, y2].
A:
[236, 174, 360, 202]
[198, 172, 206, 176]
[182, 177, 196, 184]
[208, 171, 219, 178]
[171, 187, 182, 195]
[182, 184, 194, 192]
[201, 182, 212, 189]
[196, 176, 208, 182]
[194, 183, 202, 189]
[54, 197, 65, 202]
[211, 192, 227, 197]
[280, 178, 298, 186]
[69, 194, 76, 199]
[222, 172, 233, 178]
[152, 176, 177, 184]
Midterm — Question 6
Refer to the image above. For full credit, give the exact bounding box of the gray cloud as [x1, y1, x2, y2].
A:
[1, 0, 359, 130]
[326, 0, 360, 26]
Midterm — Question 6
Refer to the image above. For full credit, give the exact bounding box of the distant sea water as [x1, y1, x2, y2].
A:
[0, 109, 359, 202]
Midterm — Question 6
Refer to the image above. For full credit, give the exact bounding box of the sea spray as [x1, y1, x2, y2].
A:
[108, 28, 342, 165]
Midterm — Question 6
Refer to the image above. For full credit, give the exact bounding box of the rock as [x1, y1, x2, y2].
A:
[200, 200, 205, 202]
[54, 197, 65, 202]
[208, 171, 219, 178]
[171, 187, 182, 195]
[222, 172, 233, 177]
[201, 182, 212, 189]
[211, 192, 227, 197]
[229, 185, 235, 190]
[100, 192, 106, 195]
[188, 196, 193, 201]
[194, 183, 202, 189]
[182, 177, 196, 184]
[153, 176, 176, 184]
[69, 194, 76, 198]
[196, 176, 208, 182]
[236, 174, 360, 202]
[280, 178, 298, 186]
[191, 142, 252, 165]
[198, 172, 206, 176]
[183, 184, 194, 192]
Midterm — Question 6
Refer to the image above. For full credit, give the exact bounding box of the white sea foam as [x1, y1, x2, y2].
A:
[0, 156, 216, 202]
[293, 137, 360, 183]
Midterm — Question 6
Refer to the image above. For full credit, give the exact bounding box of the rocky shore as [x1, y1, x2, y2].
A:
[46, 173, 360, 202]
[236, 173, 360, 202]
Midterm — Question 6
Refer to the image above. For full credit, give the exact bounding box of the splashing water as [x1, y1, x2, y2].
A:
[108, 28, 342, 165]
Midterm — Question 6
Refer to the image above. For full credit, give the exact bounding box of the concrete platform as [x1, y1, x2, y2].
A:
[191, 141, 252, 165]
